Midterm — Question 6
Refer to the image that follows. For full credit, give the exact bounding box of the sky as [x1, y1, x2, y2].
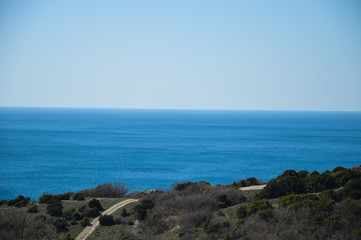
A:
[0, 0, 361, 111]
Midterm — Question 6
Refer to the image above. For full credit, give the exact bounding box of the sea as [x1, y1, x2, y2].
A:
[0, 107, 360, 200]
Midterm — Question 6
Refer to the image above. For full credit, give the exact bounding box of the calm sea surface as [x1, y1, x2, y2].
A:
[0, 107, 360, 200]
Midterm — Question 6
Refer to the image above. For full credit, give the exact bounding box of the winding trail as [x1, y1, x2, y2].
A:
[75, 198, 138, 240]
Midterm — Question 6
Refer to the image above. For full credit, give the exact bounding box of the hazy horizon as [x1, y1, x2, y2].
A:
[2, 105, 361, 113]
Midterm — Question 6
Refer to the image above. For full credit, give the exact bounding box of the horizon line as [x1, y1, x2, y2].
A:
[0, 105, 361, 113]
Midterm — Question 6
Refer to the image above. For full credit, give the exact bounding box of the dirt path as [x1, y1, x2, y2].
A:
[75, 198, 138, 240]
[239, 184, 266, 191]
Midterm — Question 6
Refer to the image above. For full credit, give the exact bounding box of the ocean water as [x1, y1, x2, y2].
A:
[0, 107, 360, 200]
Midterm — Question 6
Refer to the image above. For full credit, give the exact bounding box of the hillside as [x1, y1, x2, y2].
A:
[1, 166, 361, 240]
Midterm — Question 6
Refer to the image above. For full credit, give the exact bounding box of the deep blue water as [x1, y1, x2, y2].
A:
[0, 107, 360, 200]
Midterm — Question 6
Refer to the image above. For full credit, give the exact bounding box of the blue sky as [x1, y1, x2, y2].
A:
[1, 0, 360, 111]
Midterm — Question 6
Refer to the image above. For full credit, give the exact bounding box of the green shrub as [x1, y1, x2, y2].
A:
[55, 193, 70, 201]
[345, 199, 361, 216]
[72, 193, 85, 201]
[332, 166, 346, 173]
[246, 199, 272, 216]
[53, 218, 68, 232]
[237, 199, 272, 219]
[99, 214, 115, 226]
[72, 211, 83, 221]
[27, 205, 38, 213]
[236, 204, 247, 219]
[258, 208, 273, 219]
[174, 182, 193, 191]
[80, 217, 89, 227]
[279, 193, 319, 209]
[309, 212, 323, 229]
[7, 195, 30, 207]
[203, 220, 220, 234]
[316, 195, 335, 212]
[62, 209, 73, 220]
[217, 194, 232, 209]
[323, 214, 340, 228]
[334, 169, 361, 187]
[13, 198, 30, 207]
[258, 175, 305, 199]
[39, 194, 54, 204]
[47, 200, 63, 217]
[88, 198, 103, 210]
[134, 200, 155, 220]
[77, 182, 129, 198]
[342, 178, 361, 200]
[306, 174, 335, 192]
[121, 208, 128, 217]
[82, 207, 100, 218]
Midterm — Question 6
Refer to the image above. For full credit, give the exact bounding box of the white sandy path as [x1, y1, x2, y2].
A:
[75, 198, 138, 240]
[239, 184, 266, 191]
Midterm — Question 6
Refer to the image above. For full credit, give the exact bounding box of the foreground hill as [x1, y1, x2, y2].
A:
[1, 166, 361, 240]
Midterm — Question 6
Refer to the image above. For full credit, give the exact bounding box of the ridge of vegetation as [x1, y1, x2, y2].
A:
[1, 166, 361, 240]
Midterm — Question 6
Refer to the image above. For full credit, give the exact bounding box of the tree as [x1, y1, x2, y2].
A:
[99, 215, 115, 226]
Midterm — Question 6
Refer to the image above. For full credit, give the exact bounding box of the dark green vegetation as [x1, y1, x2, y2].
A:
[1, 166, 361, 240]
[257, 166, 361, 199]
[99, 214, 115, 226]
[0, 183, 128, 240]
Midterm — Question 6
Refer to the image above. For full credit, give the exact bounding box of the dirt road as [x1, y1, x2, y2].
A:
[75, 198, 138, 240]
[239, 184, 266, 191]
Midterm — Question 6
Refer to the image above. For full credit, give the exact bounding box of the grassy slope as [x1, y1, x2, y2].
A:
[0, 197, 127, 240]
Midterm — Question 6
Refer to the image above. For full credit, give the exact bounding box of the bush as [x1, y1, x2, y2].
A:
[99, 214, 115, 226]
[7, 195, 30, 207]
[236, 199, 272, 219]
[81, 207, 100, 218]
[39, 193, 70, 204]
[237, 204, 248, 219]
[77, 183, 129, 198]
[39, 194, 54, 204]
[332, 166, 346, 173]
[232, 177, 264, 188]
[342, 178, 361, 200]
[134, 200, 155, 220]
[47, 201, 63, 217]
[174, 182, 193, 191]
[307, 174, 335, 192]
[80, 217, 89, 227]
[278, 193, 319, 209]
[334, 169, 361, 187]
[88, 198, 103, 210]
[72, 211, 83, 221]
[258, 175, 305, 199]
[27, 205, 38, 213]
[52, 219, 68, 232]
[55, 193, 70, 201]
[72, 193, 85, 201]
[203, 220, 220, 234]
[62, 209, 73, 220]
[217, 194, 232, 209]
[121, 208, 128, 217]
[246, 199, 272, 215]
